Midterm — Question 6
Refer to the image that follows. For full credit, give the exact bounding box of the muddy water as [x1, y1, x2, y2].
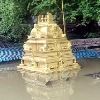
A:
[0, 58, 100, 100]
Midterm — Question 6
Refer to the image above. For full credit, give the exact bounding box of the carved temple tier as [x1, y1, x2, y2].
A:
[17, 13, 80, 82]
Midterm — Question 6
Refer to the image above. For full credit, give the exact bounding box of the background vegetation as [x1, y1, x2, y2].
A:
[0, 0, 100, 42]
[28, 0, 100, 22]
[0, 0, 31, 42]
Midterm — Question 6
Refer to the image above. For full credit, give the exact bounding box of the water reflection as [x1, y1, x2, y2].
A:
[0, 59, 100, 100]
[25, 80, 74, 100]
[21, 70, 79, 100]
[19, 68, 80, 86]
[0, 70, 20, 78]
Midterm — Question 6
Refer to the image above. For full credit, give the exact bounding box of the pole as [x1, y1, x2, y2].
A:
[62, 0, 66, 34]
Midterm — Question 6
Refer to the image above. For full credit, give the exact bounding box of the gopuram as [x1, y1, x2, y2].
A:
[17, 13, 80, 84]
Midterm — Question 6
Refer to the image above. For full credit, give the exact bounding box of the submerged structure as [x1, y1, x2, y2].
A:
[18, 13, 80, 83]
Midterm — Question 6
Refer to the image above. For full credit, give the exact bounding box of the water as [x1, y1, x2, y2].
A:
[0, 58, 100, 100]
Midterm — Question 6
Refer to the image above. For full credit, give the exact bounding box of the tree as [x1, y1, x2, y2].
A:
[27, 0, 100, 23]
[0, 0, 100, 42]
[0, 0, 31, 42]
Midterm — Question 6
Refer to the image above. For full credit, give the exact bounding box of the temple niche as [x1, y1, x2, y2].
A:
[17, 12, 80, 83]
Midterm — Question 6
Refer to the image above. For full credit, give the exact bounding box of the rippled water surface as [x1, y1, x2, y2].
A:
[0, 58, 100, 100]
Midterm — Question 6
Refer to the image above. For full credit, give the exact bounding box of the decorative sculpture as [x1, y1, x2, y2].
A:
[17, 12, 80, 83]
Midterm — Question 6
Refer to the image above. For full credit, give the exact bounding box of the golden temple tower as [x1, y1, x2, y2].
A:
[18, 13, 80, 83]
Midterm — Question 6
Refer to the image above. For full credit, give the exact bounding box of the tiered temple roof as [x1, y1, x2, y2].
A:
[18, 13, 80, 82]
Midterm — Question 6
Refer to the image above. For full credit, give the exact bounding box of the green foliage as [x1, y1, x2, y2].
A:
[77, 0, 100, 22]
[27, 0, 62, 22]
[0, 0, 100, 42]
[5, 24, 32, 42]
[0, 0, 30, 42]
[28, 0, 100, 23]
[27, 0, 57, 15]
[0, 0, 16, 33]
[86, 32, 100, 38]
